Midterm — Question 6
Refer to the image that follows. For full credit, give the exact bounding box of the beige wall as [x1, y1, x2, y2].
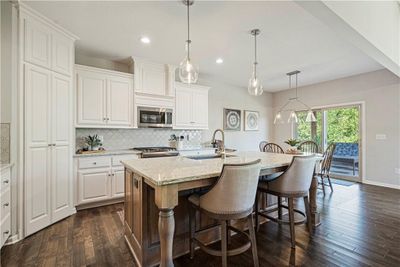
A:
[199, 76, 273, 151]
[75, 52, 130, 73]
[272, 69, 400, 188]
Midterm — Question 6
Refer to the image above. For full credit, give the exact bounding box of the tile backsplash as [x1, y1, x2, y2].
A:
[0, 123, 10, 164]
[76, 128, 204, 151]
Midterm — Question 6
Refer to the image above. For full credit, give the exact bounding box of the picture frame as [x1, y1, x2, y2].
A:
[223, 108, 241, 131]
[244, 110, 259, 131]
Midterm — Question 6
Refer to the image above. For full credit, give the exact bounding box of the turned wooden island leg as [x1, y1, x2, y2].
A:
[155, 184, 179, 267]
[159, 209, 175, 267]
[309, 175, 321, 228]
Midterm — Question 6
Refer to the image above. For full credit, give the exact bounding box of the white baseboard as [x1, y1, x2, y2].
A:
[5, 234, 21, 245]
[363, 179, 400, 189]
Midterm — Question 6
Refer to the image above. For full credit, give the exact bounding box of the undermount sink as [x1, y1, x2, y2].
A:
[186, 154, 237, 160]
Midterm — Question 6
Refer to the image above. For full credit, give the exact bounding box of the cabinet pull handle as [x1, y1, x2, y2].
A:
[3, 203, 9, 207]
[93, 162, 97, 165]
[3, 180, 9, 184]
[3, 230, 9, 235]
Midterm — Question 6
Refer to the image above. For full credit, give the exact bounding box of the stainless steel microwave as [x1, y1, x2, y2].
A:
[137, 107, 173, 128]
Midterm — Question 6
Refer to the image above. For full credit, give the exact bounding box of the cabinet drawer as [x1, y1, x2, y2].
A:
[1, 169, 11, 192]
[179, 149, 216, 157]
[78, 156, 111, 169]
[1, 214, 10, 247]
[112, 154, 139, 167]
[1, 189, 11, 222]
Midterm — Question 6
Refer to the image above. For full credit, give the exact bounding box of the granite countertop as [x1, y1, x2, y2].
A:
[0, 163, 13, 171]
[122, 151, 296, 186]
[74, 149, 142, 158]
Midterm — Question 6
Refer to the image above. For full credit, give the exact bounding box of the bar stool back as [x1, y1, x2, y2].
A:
[188, 159, 262, 267]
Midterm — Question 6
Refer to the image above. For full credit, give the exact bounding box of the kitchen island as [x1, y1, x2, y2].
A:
[122, 152, 321, 267]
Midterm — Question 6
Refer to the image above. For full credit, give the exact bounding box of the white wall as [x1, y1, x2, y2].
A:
[272, 69, 400, 188]
[200, 75, 274, 151]
[75, 52, 130, 73]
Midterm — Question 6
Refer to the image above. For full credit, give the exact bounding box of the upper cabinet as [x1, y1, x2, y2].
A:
[22, 10, 75, 76]
[132, 58, 175, 97]
[75, 65, 134, 128]
[175, 82, 210, 130]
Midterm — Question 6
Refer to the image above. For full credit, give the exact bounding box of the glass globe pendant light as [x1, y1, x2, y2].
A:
[179, 0, 199, 84]
[248, 29, 263, 96]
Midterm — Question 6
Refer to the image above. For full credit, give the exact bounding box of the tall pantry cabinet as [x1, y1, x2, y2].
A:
[19, 5, 78, 236]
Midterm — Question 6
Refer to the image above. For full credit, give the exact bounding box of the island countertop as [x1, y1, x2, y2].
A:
[122, 151, 295, 186]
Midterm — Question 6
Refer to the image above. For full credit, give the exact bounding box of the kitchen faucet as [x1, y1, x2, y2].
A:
[211, 129, 225, 157]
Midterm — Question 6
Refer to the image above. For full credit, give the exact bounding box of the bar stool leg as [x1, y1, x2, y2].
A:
[221, 220, 228, 267]
[189, 207, 196, 259]
[320, 174, 326, 195]
[327, 175, 334, 192]
[303, 196, 312, 233]
[278, 196, 282, 220]
[226, 220, 231, 245]
[247, 214, 259, 267]
[288, 198, 296, 249]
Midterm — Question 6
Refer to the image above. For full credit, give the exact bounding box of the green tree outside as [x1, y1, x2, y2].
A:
[296, 107, 359, 146]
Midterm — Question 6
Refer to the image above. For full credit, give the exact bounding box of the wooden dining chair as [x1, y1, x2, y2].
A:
[317, 143, 336, 194]
[259, 141, 268, 152]
[298, 141, 319, 153]
[263, 143, 284, 154]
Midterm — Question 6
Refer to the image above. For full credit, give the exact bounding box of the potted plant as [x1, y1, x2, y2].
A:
[85, 134, 103, 151]
[284, 138, 300, 154]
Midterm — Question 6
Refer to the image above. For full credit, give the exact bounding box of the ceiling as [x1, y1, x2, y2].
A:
[24, 1, 383, 92]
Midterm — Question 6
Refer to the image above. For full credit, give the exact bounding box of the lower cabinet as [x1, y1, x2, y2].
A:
[78, 168, 111, 204]
[75, 154, 139, 207]
[1, 167, 11, 248]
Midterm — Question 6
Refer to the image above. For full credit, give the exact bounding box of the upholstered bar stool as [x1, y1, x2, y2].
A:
[188, 160, 262, 267]
[256, 155, 316, 248]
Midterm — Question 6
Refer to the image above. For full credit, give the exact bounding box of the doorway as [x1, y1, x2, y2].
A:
[295, 104, 361, 182]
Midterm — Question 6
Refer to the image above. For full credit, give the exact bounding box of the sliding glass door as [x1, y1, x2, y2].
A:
[295, 105, 361, 181]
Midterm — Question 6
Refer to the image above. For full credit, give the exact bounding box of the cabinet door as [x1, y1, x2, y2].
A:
[76, 70, 107, 126]
[175, 87, 193, 128]
[192, 89, 209, 129]
[24, 16, 52, 69]
[52, 32, 73, 76]
[107, 77, 133, 127]
[112, 169, 125, 198]
[77, 169, 110, 204]
[51, 74, 73, 222]
[25, 64, 52, 236]
[135, 61, 166, 96]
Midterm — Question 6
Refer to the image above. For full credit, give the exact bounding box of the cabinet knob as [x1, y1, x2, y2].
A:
[3, 180, 9, 184]
[3, 230, 9, 235]
[3, 202, 9, 207]
[190, 121, 195, 124]
[93, 162, 97, 165]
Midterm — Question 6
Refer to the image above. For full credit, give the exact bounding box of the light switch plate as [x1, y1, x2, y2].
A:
[375, 134, 387, 140]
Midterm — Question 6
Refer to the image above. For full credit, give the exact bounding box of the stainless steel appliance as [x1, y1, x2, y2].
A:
[137, 107, 173, 128]
[133, 147, 179, 158]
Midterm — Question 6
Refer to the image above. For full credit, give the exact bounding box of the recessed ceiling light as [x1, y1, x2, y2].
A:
[140, 36, 151, 44]
[216, 58, 223, 64]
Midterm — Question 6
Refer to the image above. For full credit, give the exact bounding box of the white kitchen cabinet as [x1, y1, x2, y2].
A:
[112, 169, 125, 198]
[75, 154, 139, 207]
[21, 6, 77, 237]
[24, 15, 52, 69]
[76, 68, 107, 125]
[23, 10, 74, 76]
[75, 65, 134, 128]
[175, 82, 210, 129]
[78, 168, 111, 204]
[1, 167, 12, 248]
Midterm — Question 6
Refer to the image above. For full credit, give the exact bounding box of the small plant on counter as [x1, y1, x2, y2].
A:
[284, 138, 300, 147]
[85, 134, 103, 151]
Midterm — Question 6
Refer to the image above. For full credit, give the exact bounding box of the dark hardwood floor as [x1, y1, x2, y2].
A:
[2, 183, 400, 266]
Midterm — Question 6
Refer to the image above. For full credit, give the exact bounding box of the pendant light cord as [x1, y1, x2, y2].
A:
[186, 0, 190, 60]
[295, 72, 298, 98]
